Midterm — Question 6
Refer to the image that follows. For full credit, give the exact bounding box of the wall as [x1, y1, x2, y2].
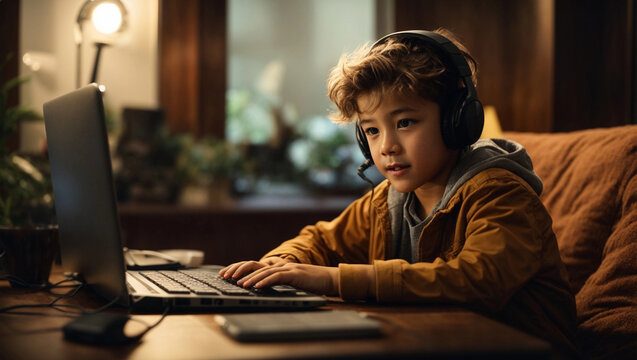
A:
[395, 0, 555, 133]
[395, 0, 635, 132]
[553, 0, 634, 130]
[0, 0, 20, 109]
[19, 0, 158, 151]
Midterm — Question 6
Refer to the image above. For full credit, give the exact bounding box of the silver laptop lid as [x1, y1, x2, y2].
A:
[43, 84, 128, 306]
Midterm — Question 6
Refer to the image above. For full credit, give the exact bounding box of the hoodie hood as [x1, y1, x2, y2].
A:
[439, 138, 543, 209]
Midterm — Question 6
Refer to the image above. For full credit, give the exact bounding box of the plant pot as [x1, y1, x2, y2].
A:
[179, 180, 234, 207]
[0, 225, 59, 288]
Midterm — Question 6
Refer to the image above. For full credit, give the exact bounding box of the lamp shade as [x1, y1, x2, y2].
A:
[480, 105, 503, 139]
[75, 0, 129, 87]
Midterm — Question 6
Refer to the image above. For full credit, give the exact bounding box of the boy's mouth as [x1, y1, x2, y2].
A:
[386, 163, 410, 175]
[386, 162, 409, 170]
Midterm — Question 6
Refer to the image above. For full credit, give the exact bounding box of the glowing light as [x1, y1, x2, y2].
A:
[480, 106, 503, 139]
[91, 3, 123, 34]
[22, 53, 41, 71]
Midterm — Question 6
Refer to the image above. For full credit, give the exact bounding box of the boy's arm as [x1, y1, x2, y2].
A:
[345, 177, 557, 312]
[260, 186, 379, 266]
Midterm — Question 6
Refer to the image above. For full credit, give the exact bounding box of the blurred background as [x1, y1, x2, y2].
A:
[1, 0, 635, 263]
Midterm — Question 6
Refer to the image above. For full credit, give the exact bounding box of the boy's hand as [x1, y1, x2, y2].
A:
[219, 257, 288, 280]
[235, 263, 339, 297]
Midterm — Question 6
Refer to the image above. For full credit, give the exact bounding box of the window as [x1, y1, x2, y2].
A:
[227, 0, 377, 194]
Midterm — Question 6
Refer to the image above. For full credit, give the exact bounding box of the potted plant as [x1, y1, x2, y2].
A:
[0, 54, 57, 287]
[175, 135, 245, 206]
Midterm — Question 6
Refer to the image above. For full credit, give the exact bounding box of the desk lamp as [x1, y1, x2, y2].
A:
[75, 0, 128, 88]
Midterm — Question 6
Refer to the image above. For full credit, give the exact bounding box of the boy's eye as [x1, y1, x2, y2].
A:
[364, 127, 379, 136]
[397, 119, 414, 128]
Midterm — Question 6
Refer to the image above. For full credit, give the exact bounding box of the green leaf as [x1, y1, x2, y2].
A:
[7, 106, 41, 121]
[1, 76, 29, 94]
[0, 57, 52, 226]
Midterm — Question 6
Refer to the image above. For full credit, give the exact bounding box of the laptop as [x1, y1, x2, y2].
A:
[43, 84, 326, 313]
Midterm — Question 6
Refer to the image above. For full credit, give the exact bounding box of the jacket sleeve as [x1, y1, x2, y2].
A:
[260, 189, 375, 266]
[341, 175, 552, 313]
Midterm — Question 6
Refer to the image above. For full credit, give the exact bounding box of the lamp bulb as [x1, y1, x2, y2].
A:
[91, 3, 123, 35]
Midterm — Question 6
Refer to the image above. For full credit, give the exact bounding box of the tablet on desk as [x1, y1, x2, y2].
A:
[215, 310, 382, 342]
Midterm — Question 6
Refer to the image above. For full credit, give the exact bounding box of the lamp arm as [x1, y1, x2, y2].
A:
[75, 22, 83, 88]
[90, 43, 108, 84]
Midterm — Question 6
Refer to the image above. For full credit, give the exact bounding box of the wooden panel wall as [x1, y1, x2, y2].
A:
[0, 0, 20, 107]
[394, 0, 555, 133]
[159, 0, 227, 138]
[553, 0, 634, 131]
[0, 0, 20, 152]
[394, 0, 635, 132]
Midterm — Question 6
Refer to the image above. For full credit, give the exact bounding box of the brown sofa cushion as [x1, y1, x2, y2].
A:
[505, 126, 637, 358]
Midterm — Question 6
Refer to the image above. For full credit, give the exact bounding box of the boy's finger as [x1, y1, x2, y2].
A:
[218, 264, 234, 276]
[232, 261, 264, 279]
[236, 266, 266, 286]
[253, 270, 290, 289]
[239, 265, 287, 288]
[220, 261, 247, 278]
[235, 265, 265, 285]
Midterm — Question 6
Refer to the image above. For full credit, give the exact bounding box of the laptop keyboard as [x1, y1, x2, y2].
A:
[139, 270, 299, 296]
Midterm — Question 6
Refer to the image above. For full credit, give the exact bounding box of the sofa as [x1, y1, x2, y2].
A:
[504, 126, 637, 359]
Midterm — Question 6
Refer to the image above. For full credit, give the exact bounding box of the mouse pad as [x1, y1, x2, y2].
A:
[214, 310, 382, 342]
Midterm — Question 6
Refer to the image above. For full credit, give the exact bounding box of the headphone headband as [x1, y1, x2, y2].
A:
[372, 30, 476, 98]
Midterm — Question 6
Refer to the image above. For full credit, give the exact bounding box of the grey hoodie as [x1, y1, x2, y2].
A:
[387, 138, 543, 262]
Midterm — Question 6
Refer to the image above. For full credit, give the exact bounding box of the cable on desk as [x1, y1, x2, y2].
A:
[127, 305, 172, 341]
[2, 273, 171, 342]
[0, 291, 120, 317]
[0, 274, 79, 290]
[0, 273, 88, 315]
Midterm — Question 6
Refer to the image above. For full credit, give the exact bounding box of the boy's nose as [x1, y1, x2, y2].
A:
[380, 134, 401, 155]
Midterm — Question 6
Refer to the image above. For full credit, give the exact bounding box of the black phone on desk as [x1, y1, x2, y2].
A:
[215, 310, 382, 342]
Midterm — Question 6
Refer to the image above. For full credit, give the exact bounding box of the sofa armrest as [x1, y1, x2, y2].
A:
[504, 126, 637, 359]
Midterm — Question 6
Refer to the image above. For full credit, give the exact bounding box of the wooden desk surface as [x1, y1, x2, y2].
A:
[0, 269, 551, 360]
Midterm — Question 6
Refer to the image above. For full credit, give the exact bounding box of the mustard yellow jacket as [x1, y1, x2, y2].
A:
[263, 168, 577, 354]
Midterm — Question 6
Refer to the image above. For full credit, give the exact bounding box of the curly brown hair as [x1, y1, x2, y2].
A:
[326, 28, 477, 123]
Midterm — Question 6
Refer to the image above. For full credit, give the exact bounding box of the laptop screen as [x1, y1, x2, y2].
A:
[43, 84, 129, 306]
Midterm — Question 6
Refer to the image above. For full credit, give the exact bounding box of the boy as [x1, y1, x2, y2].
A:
[220, 29, 577, 357]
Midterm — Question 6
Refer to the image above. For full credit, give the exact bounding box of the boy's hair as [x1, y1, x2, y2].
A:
[327, 28, 477, 124]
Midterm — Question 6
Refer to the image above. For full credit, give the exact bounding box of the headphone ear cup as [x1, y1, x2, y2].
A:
[441, 90, 465, 149]
[458, 97, 484, 146]
[441, 90, 484, 149]
[356, 123, 373, 163]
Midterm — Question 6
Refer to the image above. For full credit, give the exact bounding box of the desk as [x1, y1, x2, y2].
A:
[0, 269, 551, 359]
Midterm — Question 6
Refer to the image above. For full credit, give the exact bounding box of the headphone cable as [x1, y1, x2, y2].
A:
[357, 160, 376, 246]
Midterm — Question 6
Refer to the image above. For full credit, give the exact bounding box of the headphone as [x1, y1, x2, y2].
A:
[355, 30, 484, 179]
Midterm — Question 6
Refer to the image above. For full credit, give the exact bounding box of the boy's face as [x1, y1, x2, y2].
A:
[357, 92, 458, 193]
